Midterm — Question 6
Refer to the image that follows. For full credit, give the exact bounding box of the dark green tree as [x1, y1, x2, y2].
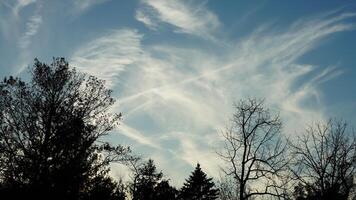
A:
[0, 58, 132, 199]
[179, 163, 219, 200]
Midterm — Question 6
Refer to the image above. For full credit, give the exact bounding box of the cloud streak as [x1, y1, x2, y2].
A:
[13, 0, 37, 17]
[71, 29, 143, 87]
[136, 0, 221, 39]
[71, 3, 355, 184]
[18, 14, 42, 49]
[72, 0, 110, 14]
[0, 0, 43, 74]
[118, 123, 161, 149]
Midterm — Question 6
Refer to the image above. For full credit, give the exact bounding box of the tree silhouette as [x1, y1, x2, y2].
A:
[155, 180, 178, 200]
[81, 176, 126, 200]
[217, 98, 290, 200]
[130, 159, 177, 200]
[179, 163, 219, 200]
[0, 58, 132, 199]
[290, 120, 356, 200]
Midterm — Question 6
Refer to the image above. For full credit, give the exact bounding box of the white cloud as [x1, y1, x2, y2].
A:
[72, 0, 110, 14]
[0, 0, 44, 75]
[18, 14, 42, 49]
[13, 0, 37, 17]
[136, 0, 221, 39]
[118, 123, 161, 149]
[135, 8, 158, 30]
[71, 10, 355, 185]
[71, 29, 143, 87]
[0, 0, 37, 40]
[0, 0, 353, 187]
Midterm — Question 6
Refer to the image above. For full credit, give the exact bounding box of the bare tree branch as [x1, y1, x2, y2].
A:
[218, 98, 290, 200]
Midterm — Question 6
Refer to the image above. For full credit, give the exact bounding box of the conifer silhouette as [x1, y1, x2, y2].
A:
[130, 159, 178, 200]
[179, 163, 219, 200]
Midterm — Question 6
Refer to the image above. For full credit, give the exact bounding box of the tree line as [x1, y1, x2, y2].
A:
[0, 58, 354, 200]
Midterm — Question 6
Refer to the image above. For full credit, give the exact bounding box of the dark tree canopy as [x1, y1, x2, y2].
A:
[155, 180, 179, 200]
[179, 163, 219, 200]
[81, 176, 126, 200]
[0, 58, 131, 199]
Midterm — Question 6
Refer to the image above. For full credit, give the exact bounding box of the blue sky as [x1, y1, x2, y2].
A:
[1, 0, 356, 186]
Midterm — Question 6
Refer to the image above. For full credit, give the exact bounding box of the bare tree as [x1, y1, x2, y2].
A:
[217, 98, 289, 200]
[290, 120, 356, 200]
[217, 175, 239, 200]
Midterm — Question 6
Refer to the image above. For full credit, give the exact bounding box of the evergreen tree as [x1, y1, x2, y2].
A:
[179, 163, 219, 200]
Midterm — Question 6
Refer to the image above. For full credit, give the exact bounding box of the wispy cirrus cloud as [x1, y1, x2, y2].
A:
[18, 13, 42, 49]
[72, 0, 110, 14]
[143, 13, 352, 182]
[135, 8, 158, 30]
[0, 0, 43, 74]
[71, 29, 143, 87]
[118, 123, 161, 149]
[0, 0, 37, 40]
[1, 0, 114, 74]
[0, 0, 353, 187]
[71, 0, 355, 184]
[13, 0, 37, 17]
[135, 0, 221, 39]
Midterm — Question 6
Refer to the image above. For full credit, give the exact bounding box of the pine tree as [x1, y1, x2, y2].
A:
[179, 163, 219, 200]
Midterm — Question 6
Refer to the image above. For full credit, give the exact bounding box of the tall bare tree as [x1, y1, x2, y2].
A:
[290, 120, 356, 200]
[218, 98, 289, 200]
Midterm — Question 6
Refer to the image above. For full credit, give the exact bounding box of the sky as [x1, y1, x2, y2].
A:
[0, 0, 356, 186]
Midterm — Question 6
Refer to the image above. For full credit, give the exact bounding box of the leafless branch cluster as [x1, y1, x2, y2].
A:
[217, 98, 290, 200]
[289, 120, 356, 199]
[218, 98, 356, 200]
